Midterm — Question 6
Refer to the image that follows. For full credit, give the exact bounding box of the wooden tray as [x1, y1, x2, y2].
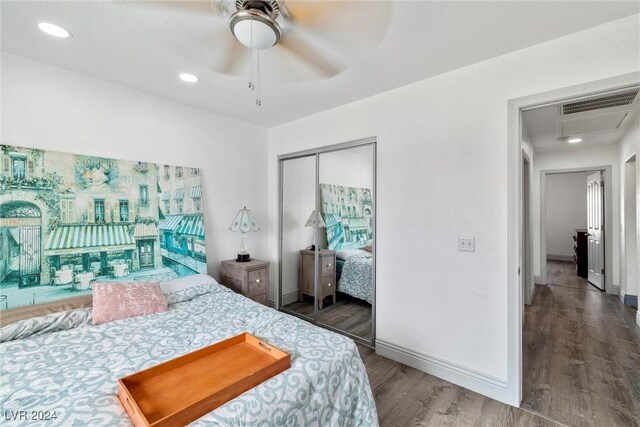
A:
[117, 333, 290, 427]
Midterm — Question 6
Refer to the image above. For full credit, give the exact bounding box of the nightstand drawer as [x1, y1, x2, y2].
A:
[247, 269, 268, 296]
[321, 257, 335, 278]
[321, 276, 334, 294]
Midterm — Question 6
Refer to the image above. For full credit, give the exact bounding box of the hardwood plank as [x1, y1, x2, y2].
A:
[356, 261, 638, 426]
[358, 345, 562, 426]
[522, 261, 640, 427]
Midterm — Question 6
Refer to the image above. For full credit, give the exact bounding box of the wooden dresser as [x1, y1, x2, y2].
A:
[220, 259, 269, 305]
[573, 229, 588, 278]
[300, 249, 336, 309]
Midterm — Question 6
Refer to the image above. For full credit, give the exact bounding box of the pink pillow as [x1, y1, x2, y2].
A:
[92, 282, 168, 325]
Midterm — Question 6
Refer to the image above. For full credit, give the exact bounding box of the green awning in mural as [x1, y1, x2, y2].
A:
[44, 224, 135, 254]
[159, 215, 182, 231]
[176, 215, 205, 239]
[191, 185, 201, 198]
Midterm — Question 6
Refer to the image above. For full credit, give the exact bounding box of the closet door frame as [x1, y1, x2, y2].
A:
[277, 136, 377, 348]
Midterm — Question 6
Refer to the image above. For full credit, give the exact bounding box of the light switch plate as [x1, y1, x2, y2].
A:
[458, 236, 476, 252]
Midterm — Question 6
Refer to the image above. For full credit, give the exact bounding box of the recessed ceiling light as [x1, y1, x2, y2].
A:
[567, 137, 583, 144]
[38, 22, 72, 39]
[179, 73, 199, 83]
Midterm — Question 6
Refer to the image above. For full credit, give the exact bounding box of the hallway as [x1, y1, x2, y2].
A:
[522, 261, 640, 426]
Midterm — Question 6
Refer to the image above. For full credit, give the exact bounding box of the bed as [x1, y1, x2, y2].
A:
[0, 275, 378, 426]
[336, 249, 373, 305]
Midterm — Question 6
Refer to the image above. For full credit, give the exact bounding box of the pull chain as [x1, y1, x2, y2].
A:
[246, 17, 262, 107]
[256, 50, 261, 106]
[248, 18, 254, 90]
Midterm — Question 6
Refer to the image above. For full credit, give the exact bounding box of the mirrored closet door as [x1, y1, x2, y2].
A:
[278, 138, 376, 346]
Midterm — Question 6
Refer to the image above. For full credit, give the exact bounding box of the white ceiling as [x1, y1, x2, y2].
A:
[522, 90, 639, 152]
[2, 1, 638, 127]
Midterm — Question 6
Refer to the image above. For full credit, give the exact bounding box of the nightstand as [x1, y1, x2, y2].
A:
[300, 249, 336, 309]
[220, 259, 269, 305]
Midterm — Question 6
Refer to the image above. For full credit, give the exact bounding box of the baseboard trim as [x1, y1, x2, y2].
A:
[282, 291, 299, 306]
[376, 339, 509, 405]
[268, 299, 276, 309]
[534, 275, 544, 285]
[546, 254, 573, 262]
[625, 294, 638, 308]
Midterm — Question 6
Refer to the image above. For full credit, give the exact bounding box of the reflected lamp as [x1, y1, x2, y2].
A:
[304, 210, 325, 251]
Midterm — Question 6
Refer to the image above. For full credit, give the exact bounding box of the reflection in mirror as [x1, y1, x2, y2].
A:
[280, 155, 316, 321]
[317, 145, 374, 341]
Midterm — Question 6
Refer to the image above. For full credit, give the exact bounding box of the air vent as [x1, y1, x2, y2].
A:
[562, 89, 639, 115]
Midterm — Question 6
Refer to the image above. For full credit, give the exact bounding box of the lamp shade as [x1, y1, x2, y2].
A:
[304, 210, 325, 228]
[229, 207, 260, 233]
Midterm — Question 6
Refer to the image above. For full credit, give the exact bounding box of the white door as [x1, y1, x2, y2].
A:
[587, 171, 604, 290]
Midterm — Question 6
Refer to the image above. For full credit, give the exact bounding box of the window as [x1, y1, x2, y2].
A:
[177, 200, 184, 213]
[61, 199, 75, 223]
[139, 185, 149, 206]
[164, 165, 170, 180]
[164, 200, 170, 214]
[175, 166, 183, 178]
[12, 157, 26, 179]
[191, 168, 200, 176]
[94, 199, 105, 222]
[193, 197, 201, 212]
[119, 200, 129, 222]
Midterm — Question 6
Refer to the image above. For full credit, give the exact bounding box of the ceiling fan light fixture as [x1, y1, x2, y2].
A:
[230, 9, 281, 49]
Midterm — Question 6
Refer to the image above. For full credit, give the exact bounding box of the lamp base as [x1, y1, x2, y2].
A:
[236, 253, 251, 262]
[309, 245, 316, 251]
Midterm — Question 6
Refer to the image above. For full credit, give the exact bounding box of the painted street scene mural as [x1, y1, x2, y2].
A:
[0, 145, 206, 310]
[320, 184, 373, 250]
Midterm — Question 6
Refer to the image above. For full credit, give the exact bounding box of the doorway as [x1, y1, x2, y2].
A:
[507, 73, 639, 408]
[541, 169, 608, 292]
[623, 154, 638, 314]
[137, 240, 154, 269]
[0, 201, 42, 288]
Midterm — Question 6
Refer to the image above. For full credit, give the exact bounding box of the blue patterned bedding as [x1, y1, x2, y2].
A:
[338, 253, 373, 304]
[0, 281, 378, 426]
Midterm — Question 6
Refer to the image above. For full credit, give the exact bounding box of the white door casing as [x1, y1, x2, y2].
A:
[587, 171, 605, 290]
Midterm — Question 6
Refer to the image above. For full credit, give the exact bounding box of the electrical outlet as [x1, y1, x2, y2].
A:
[458, 236, 476, 252]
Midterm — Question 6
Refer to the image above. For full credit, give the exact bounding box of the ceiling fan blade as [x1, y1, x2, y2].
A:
[281, 1, 393, 58]
[216, 37, 247, 75]
[118, 0, 232, 18]
[277, 28, 345, 78]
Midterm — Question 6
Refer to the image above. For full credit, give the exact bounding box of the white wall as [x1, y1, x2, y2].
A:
[545, 172, 591, 259]
[1, 53, 269, 279]
[619, 115, 639, 301]
[267, 15, 639, 403]
[532, 144, 620, 289]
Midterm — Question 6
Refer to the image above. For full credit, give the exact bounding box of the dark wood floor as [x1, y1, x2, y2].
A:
[354, 261, 639, 426]
[522, 261, 640, 426]
[358, 345, 561, 426]
[283, 293, 372, 339]
[545, 261, 600, 292]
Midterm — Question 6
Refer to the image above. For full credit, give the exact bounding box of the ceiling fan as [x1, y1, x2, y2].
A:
[150, 0, 391, 76]
[126, 0, 392, 104]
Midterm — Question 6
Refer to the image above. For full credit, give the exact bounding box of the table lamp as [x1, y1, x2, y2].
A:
[229, 206, 259, 262]
[304, 210, 325, 251]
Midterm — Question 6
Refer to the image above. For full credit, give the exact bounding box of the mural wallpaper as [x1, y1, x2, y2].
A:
[320, 184, 373, 251]
[0, 145, 206, 310]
